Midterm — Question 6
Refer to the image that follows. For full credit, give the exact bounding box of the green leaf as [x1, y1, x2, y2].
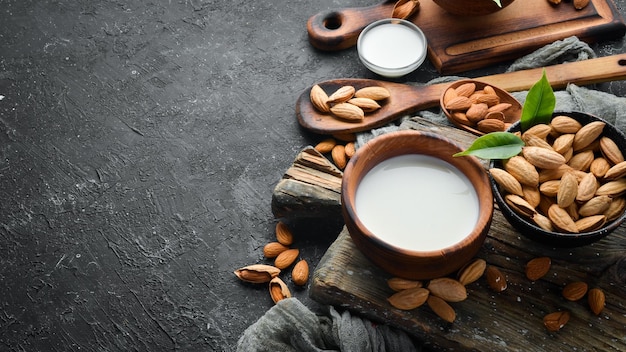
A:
[520, 69, 555, 132]
[453, 132, 524, 159]
[492, 0, 502, 7]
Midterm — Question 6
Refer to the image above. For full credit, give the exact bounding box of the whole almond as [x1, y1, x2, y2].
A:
[387, 277, 423, 291]
[603, 160, 626, 180]
[551, 115, 582, 133]
[543, 311, 570, 332]
[523, 185, 541, 207]
[344, 142, 356, 158]
[568, 150, 594, 171]
[387, 287, 429, 310]
[557, 171, 578, 208]
[539, 164, 573, 183]
[314, 138, 337, 154]
[454, 82, 476, 97]
[588, 288, 605, 315]
[548, 204, 579, 233]
[599, 136, 625, 165]
[523, 146, 566, 170]
[442, 88, 458, 105]
[487, 102, 513, 114]
[234, 264, 281, 284]
[573, 121, 605, 151]
[263, 242, 289, 258]
[354, 86, 390, 100]
[477, 118, 505, 133]
[331, 144, 347, 169]
[427, 278, 467, 302]
[578, 195, 612, 217]
[525, 256, 551, 281]
[490, 168, 523, 196]
[310, 84, 330, 112]
[525, 124, 553, 139]
[330, 103, 364, 121]
[539, 179, 560, 197]
[327, 85, 355, 104]
[465, 103, 489, 122]
[457, 258, 486, 286]
[445, 96, 472, 111]
[486, 265, 507, 292]
[575, 215, 607, 232]
[269, 277, 291, 304]
[474, 94, 500, 107]
[276, 221, 294, 246]
[562, 281, 588, 301]
[505, 194, 537, 217]
[348, 97, 381, 112]
[590, 157, 611, 178]
[427, 295, 456, 323]
[552, 133, 575, 154]
[274, 248, 299, 269]
[505, 156, 539, 186]
[532, 212, 554, 231]
[576, 172, 598, 202]
[604, 196, 626, 220]
[596, 178, 626, 197]
[291, 259, 309, 286]
[523, 134, 553, 150]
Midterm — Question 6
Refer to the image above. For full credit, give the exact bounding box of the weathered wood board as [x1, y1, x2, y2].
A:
[281, 118, 626, 351]
[307, 0, 626, 74]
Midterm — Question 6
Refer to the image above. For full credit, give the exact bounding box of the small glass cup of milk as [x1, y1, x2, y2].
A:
[341, 130, 494, 280]
[357, 18, 428, 78]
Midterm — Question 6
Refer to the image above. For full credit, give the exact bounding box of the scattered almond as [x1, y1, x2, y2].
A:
[457, 258, 487, 286]
[387, 277, 423, 291]
[275, 221, 294, 246]
[543, 311, 570, 332]
[427, 278, 467, 302]
[525, 257, 551, 281]
[387, 287, 429, 310]
[291, 259, 309, 286]
[427, 295, 456, 323]
[486, 265, 507, 292]
[562, 281, 588, 301]
[314, 138, 336, 154]
[588, 288, 605, 315]
[331, 144, 347, 169]
[274, 248, 299, 269]
[263, 242, 289, 258]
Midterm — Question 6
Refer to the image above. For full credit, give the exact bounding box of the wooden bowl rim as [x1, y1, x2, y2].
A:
[342, 130, 493, 258]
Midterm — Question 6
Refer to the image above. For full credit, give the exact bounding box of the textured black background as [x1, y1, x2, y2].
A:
[1, 0, 625, 351]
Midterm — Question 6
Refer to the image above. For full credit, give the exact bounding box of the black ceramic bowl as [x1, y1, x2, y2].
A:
[490, 111, 626, 247]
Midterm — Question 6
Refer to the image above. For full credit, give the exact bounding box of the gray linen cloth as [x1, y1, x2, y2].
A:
[236, 36, 626, 352]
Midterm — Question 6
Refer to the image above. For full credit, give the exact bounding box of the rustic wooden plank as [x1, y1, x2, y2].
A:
[271, 146, 343, 219]
[304, 117, 626, 351]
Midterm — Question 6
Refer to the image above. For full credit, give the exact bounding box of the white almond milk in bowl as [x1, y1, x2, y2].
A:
[341, 130, 493, 280]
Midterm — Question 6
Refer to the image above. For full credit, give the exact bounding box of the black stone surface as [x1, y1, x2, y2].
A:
[0, 0, 624, 351]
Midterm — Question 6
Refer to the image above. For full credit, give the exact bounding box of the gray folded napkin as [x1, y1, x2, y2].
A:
[236, 36, 626, 352]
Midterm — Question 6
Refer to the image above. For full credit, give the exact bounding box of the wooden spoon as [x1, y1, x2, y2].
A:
[296, 54, 626, 135]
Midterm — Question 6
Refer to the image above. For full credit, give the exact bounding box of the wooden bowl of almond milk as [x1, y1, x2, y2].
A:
[341, 130, 493, 280]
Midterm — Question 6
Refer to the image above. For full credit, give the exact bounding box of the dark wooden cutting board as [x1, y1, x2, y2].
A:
[307, 0, 626, 74]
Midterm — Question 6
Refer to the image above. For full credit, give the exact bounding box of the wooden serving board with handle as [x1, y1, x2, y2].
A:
[297, 53, 626, 135]
[307, 0, 626, 74]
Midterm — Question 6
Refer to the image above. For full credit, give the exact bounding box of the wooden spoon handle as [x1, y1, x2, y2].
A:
[476, 54, 626, 91]
[307, 1, 394, 51]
